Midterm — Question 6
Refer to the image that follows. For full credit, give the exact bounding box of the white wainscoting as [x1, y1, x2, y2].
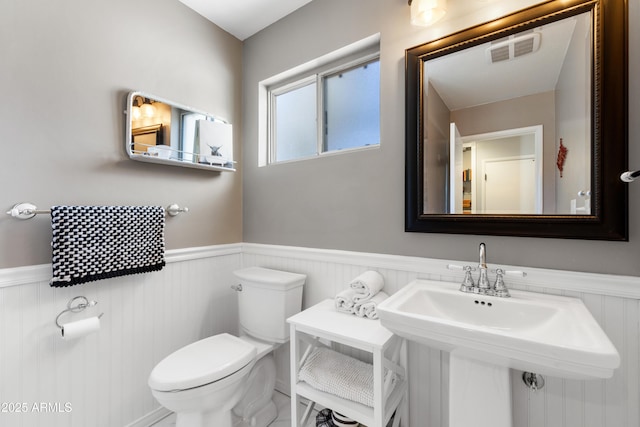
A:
[1, 243, 638, 427]
[0, 244, 243, 427]
[242, 243, 640, 427]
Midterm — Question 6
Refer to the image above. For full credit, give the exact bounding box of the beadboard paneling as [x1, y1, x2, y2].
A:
[242, 244, 640, 427]
[0, 246, 242, 427]
[1, 243, 638, 427]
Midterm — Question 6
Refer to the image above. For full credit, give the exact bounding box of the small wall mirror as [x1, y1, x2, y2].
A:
[405, 0, 627, 240]
[125, 91, 235, 172]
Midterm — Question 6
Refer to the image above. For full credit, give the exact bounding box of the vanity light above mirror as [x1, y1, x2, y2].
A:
[125, 91, 235, 172]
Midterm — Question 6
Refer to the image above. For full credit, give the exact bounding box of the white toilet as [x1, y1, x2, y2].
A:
[148, 267, 306, 427]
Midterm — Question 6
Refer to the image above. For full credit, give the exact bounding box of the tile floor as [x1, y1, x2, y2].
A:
[151, 391, 316, 427]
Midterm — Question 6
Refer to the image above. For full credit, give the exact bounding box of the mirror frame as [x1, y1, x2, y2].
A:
[125, 90, 235, 172]
[405, 0, 628, 240]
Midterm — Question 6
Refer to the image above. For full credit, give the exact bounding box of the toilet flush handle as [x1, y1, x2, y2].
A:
[230, 284, 243, 292]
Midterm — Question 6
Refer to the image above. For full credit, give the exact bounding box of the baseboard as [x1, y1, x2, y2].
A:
[124, 407, 172, 427]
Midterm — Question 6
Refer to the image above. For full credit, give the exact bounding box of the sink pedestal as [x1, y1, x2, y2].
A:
[449, 351, 512, 427]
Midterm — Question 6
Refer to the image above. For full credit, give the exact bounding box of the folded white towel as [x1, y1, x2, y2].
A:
[354, 291, 389, 320]
[298, 346, 377, 407]
[350, 270, 385, 303]
[335, 288, 358, 314]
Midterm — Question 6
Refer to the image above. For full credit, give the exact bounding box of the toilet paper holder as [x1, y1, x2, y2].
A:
[55, 296, 104, 329]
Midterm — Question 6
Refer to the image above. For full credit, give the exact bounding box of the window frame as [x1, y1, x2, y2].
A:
[268, 75, 318, 164]
[266, 51, 380, 165]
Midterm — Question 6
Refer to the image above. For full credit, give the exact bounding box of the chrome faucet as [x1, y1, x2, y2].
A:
[447, 242, 525, 298]
[493, 268, 510, 298]
[477, 243, 491, 293]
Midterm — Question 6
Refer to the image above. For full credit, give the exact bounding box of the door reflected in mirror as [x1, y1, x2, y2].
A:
[449, 125, 545, 215]
[424, 11, 591, 215]
[125, 91, 235, 172]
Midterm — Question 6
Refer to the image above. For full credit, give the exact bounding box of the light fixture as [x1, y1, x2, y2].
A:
[131, 96, 156, 120]
[409, 0, 447, 27]
[140, 100, 156, 118]
[131, 96, 142, 120]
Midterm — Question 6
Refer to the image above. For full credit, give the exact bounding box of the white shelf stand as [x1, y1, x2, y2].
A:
[288, 299, 408, 427]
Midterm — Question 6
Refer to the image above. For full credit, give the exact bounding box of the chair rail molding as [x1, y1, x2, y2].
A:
[0, 243, 243, 289]
[240, 243, 640, 300]
[1, 242, 639, 298]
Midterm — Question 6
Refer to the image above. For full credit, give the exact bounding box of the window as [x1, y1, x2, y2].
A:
[271, 78, 318, 162]
[262, 38, 381, 165]
[323, 60, 381, 153]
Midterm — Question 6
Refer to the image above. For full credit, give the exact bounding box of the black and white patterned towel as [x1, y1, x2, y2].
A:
[50, 206, 165, 287]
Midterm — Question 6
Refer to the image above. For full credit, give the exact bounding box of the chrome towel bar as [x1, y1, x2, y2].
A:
[6, 202, 188, 220]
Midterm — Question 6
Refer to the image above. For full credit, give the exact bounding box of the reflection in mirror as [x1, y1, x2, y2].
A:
[424, 11, 590, 215]
[125, 91, 235, 172]
[405, 0, 628, 240]
[132, 124, 163, 156]
[450, 125, 544, 215]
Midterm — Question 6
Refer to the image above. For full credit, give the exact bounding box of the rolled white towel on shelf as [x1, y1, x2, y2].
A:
[335, 288, 358, 314]
[354, 291, 389, 320]
[349, 270, 385, 303]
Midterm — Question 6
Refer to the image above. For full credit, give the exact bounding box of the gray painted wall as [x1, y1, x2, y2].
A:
[0, 0, 243, 269]
[242, 0, 640, 276]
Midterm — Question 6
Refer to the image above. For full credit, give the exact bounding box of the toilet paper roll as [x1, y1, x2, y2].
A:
[61, 316, 100, 340]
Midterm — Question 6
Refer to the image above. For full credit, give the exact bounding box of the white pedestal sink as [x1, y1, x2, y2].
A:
[377, 279, 620, 427]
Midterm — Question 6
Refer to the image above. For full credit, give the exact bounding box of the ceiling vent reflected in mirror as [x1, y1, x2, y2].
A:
[487, 31, 541, 63]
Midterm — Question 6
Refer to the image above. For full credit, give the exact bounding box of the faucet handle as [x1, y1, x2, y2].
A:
[447, 264, 477, 272]
[446, 264, 464, 272]
[490, 269, 527, 278]
[494, 268, 511, 298]
[503, 270, 527, 278]
[493, 269, 510, 298]
[447, 264, 476, 292]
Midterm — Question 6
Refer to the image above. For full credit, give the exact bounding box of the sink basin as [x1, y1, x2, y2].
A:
[377, 279, 620, 380]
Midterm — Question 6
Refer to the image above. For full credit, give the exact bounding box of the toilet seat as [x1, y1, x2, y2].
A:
[238, 334, 276, 359]
[149, 333, 257, 392]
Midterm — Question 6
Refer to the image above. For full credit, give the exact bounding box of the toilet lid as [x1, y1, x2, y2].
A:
[149, 333, 257, 392]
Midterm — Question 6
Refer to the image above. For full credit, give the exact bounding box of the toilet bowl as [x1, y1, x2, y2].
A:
[149, 333, 257, 427]
[148, 267, 306, 427]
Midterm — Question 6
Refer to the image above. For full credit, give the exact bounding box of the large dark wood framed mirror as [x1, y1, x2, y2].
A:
[405, 0, 627, 240]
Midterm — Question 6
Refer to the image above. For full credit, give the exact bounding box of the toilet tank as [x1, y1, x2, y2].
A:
[233, 267, 306, 343]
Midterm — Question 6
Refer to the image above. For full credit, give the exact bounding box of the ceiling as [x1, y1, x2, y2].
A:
[178, 0, 314, 40]
[426, 12, 587, 111]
